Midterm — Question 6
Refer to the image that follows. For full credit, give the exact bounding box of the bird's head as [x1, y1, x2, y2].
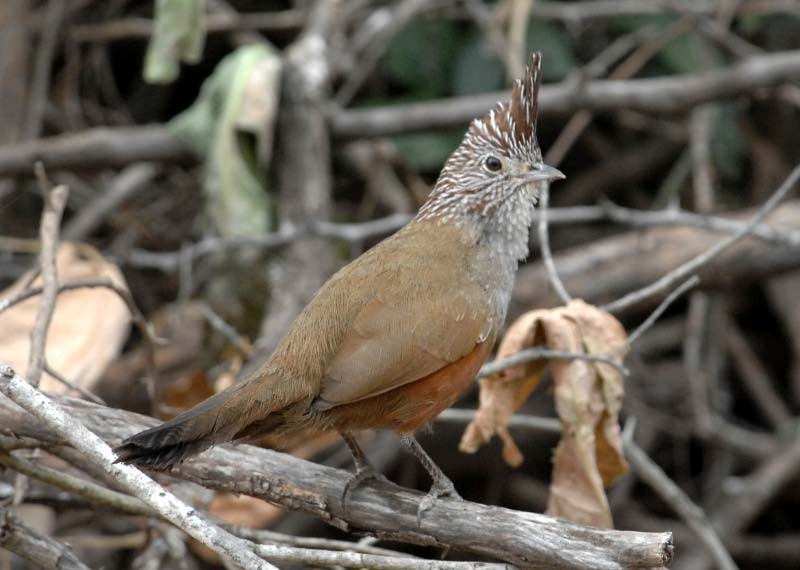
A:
[417, 52, 564, 229]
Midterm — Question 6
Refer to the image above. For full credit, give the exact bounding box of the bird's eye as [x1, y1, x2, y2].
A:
[484, 156, 503, 172]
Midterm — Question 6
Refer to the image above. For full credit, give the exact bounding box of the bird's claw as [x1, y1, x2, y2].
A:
[416, 477, 462, 526]
[342, 466, 391, 514]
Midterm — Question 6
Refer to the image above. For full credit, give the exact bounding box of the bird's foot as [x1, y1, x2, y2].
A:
[416, 475, 462, 526]
[341, 465, 391, 514]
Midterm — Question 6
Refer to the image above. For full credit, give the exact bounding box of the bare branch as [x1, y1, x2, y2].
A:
[626, 276, 700, 347]
[332, 50, 800, 137]
[69, 10, 305, 43]
[478, 347, 629, 379]
[0, 391, 673, 570]
[0, 126, 194, 177]
[513, 201, 800, 313]
[602, 164, 800, 313]
[537, 184, 572, 305]
[62, 162, 158, 241]
[27, 166, 69, 388]
[625, 441, 739, 570]
[0, 451, 153, 518]
[43, 362, 106, 405]
[0, 364, 278, 570]
[124, 214, 411, 271]
[0, 507, 90, 570]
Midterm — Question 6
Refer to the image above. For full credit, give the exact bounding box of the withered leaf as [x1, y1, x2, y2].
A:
[0, 244, 130, 395]
[459, 299, 628, 528]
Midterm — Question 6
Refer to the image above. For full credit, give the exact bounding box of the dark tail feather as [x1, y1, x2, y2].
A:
[114, 374, 302, 470]
[114, 434, 209, 471]
[114, 381, 257, 470]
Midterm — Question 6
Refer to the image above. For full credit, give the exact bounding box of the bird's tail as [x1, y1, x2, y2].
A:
[114, 375, 291, 470]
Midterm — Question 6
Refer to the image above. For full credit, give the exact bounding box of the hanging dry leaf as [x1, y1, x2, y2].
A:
[0, 243, 130, 395]
[459, 299, 628, 528]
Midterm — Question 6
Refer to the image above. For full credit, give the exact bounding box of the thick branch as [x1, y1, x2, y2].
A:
[0, 393, 673, 570]
[512, 200, 800, 315]
[0, 365, 277, 570]
[0, 508, 90, 570]
[331, 50, 800, 137]
[0, 126, 194, 177]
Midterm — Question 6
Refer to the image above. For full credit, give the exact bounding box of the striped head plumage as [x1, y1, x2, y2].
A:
[417, 52, 565, 229]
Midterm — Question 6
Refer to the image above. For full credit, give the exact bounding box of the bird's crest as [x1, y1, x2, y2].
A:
[463, 52, 543, 160]
[509, 52, 542, 144]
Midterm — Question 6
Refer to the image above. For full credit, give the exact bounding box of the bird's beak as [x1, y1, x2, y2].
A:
[524, 164, 566, 182]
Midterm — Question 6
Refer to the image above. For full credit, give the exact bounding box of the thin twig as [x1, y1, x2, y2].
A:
[725, 320, 793, 429]
[478, 347, 629, 379]
[626, 276, 700, 347]
[537, 184, 572, 305]
[198, 303, 254, 358]
[27, 165, 69, 388]
[595, 201, 800, 246]
[23, 0, 62, 140]
[437, 409, 561, 434]
[545, 16, 693, 166]
[335, 0, 430, 106]
[603, 164, 800, 313]
[124, 213, 411, 271]
[625, 441, 739, 570]
[62, 162, 158, 241]
[231, 526, 421, 559]
[43, 362, 106, 405]
[254, 543, 511, 570]
[0, 451, 153, 518]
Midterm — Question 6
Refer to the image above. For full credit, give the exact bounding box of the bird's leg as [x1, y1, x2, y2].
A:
[399, 434, 462, 524]
[340, 432, 390, 512]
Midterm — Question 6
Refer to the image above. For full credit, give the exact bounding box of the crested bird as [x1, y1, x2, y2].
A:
[115, 52, 565, 516]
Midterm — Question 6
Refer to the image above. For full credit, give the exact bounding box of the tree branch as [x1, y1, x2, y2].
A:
[0, 364, 278, 570]
[0, 391, 673, 570]
[331, 50, 800, 137]
[0, 507, 90, 570]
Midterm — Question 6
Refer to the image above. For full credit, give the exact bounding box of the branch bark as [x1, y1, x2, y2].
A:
[331, 49, 800, 137]
[0, 126, 194, 177]
[0, 392, 673, 570]
[0, 507, 90, 570]
[0, 365, 278, 570]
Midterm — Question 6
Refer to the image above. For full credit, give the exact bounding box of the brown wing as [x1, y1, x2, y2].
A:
[316, 280, 492, 409]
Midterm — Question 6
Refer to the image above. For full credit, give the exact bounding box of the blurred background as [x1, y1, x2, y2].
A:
[1, 1, 800, 569]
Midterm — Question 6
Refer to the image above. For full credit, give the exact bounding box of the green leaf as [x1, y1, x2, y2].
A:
[525, 19, 575, 81]
[144, 0, 206, 84]
[393, 130, 466, 171]
[658, 34, 723, 74]
[711, 104, 745, 181]
[452, 32, 505, 96]
[169, 44, 281, 237]
[384, 20, 463, 97]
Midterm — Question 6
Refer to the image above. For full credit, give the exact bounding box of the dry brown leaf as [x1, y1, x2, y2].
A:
[459, 299, 628, 528]
[0, 243, 130, 395]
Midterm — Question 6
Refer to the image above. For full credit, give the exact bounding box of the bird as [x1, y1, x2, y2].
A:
[115, 52, 564, 515]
